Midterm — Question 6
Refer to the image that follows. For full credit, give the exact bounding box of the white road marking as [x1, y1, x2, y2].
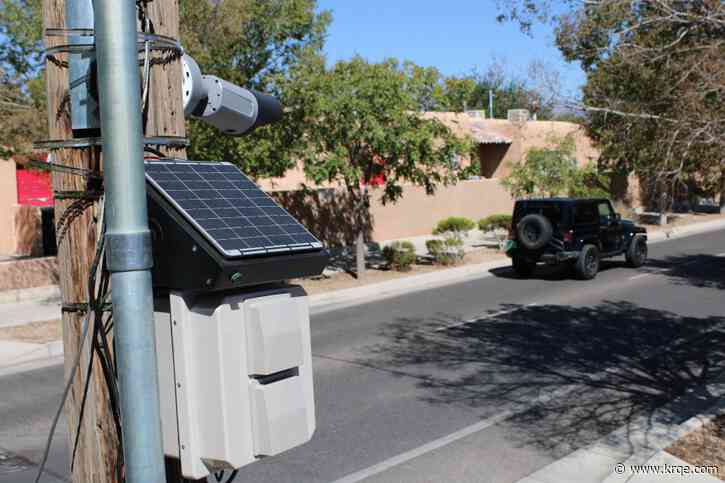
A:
[329, 384, 576, 483]
[434, 303, 537, 332]
[628, 273, 652, 280]
[717, 252, 725, 257]
[330, 413, 512, 483]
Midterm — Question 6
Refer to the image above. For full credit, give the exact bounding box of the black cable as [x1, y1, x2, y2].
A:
[70, 338, 95, 473]
[90, 269, 125, 482]
[34, 306, 93, 483]
[144, 146, 167, 158]
[69, 209, 107, 473]
[25, 159, 102, 180]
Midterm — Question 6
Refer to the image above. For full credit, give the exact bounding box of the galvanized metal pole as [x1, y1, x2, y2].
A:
[489, 89, 494, 119]
[93, 1, 166, 482]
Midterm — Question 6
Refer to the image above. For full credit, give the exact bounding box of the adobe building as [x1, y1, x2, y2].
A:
[257, 111, 599, 243]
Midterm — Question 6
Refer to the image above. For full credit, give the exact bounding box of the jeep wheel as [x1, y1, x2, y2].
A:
[575, 244, 599, 280]
[516, 214, 553, 250]
[626, 235, 647, 268]
[512, 256, 536, 278]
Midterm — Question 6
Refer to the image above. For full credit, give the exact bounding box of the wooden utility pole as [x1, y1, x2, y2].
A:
[42, 0, 187, 481]
[43, 1, 119, 482]
[142, 0, 186, 158]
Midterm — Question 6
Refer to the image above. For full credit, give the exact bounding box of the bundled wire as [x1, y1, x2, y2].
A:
[34, 199, 113, 483]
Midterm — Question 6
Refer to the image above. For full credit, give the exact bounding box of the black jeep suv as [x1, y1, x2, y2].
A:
[505, 198, 648, 279]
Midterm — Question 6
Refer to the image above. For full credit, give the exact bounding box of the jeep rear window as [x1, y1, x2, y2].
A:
[514, 202, 564, 224]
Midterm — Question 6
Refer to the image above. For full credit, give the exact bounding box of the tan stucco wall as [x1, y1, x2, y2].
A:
[0, 160, 18, 255]
[274, 179, 515, 244]
[367, 179, 514, 240]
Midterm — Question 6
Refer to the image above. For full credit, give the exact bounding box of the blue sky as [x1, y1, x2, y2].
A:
[316, 1, 585, 96]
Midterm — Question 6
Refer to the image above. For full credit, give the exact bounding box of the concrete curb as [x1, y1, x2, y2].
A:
[309, 258, 510, 314]
[647, 217, 725, 244]
[599, 396, 725, 483]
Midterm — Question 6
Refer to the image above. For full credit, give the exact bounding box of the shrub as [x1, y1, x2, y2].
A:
[433, 216, 475, 236]
[426, 235, 465, 265]
[383, 241, 416, 271]
[478, 214, 513, 251]
[478, 214, 512, 232]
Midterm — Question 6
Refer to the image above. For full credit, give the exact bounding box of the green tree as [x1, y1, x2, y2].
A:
[440, 76, 477, 112]
[402, 61, 446, 111]
[180, 0, 331, 179]
[0, 0, 46, 156]
[287, 56, 473, 278]
[422, 63, 555, 119]
[497, 0, 725, 212]
[502, 135, 609, 199]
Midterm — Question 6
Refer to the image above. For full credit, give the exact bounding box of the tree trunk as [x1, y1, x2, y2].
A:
[657, 178, 669, 226]
[720, 168, 725, 215]
[43, 1, 120, 482]
[355, 229, 366, 279]
[353, 186, 370, 279]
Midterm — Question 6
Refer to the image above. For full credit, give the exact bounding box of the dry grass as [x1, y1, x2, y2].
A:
[667, 414, 725, 480]
[0, 319, 62, 344]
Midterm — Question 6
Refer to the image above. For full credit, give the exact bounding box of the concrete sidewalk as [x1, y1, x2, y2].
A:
[0, 299, 63, 372]
[517, 375, 725, 483]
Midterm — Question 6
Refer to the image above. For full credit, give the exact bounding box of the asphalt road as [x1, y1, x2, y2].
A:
[2, 228, 725, 483]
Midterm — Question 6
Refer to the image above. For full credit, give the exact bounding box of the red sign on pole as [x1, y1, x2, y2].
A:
[16, 169, 54, 206]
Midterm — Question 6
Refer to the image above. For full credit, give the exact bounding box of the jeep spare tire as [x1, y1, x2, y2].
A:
[516, 214, 553, 250]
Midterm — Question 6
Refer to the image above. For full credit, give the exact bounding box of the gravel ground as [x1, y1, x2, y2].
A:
[667, 414, 725, 480]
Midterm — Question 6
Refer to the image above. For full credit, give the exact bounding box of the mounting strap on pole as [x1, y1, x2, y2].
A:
[105, 232, 153, 272]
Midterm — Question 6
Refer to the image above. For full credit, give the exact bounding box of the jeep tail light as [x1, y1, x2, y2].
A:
[563, 230, 573, 243]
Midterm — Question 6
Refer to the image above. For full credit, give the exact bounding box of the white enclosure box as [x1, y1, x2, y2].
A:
[154, 285, 315, 479]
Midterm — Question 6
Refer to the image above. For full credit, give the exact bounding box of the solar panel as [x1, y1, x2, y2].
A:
[144, 159, 323, 258]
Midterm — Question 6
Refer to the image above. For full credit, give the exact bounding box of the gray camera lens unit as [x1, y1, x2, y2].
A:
[181, 54, 282, 136]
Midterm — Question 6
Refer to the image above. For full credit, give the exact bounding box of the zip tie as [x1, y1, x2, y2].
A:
[27, 159, 101, 180]
[54, 190, 103, 200]
[62, 303, 113, 314]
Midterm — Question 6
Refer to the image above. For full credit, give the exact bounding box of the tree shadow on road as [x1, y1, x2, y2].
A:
[360, 301, 725, 457]
[645, 254, 725, 290]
